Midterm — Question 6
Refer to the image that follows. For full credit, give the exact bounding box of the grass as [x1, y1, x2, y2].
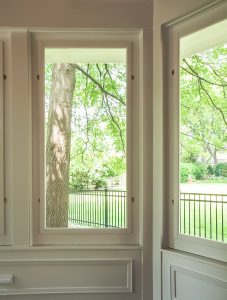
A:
[67, 189, 227, 243]
[68, 193, 126, 228]
[180, 200, 227, 243]
[180, 182, 227, 242]
[196, 179, 227, 184]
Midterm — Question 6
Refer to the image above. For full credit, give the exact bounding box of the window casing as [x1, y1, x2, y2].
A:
[165, 2, 227, 262]
[0, 32, 12, 246]
[32, 31, 141, 245]
[0, 40, 4, 235]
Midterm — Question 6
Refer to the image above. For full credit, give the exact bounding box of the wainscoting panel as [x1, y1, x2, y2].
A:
[162, 250, 227, 300]
[0, 259, 132, 295]
[171, 266, 227, 300]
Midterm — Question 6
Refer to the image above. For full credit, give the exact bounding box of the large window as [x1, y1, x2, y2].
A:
[179, 33, 227, 243]
[32, 32, 140, 245]
[44, 48, 128, 229]
[166, 8, 227, 261]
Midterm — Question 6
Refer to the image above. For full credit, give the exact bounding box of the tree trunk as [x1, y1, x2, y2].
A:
[206, 143, 217, 164]
[46, 64, 76, 228]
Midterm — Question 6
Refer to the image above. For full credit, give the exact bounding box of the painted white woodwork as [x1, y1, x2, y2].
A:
[0, 31, 13, 246]
[164, 0, 227, 262]
[1, 0, 150, 297]
[0, 259, 132, 295]
[0, 41, 4, 235]
[10, 30, 31, 246]
[31, 31, 139, 245]
[153, 1, 227, 299]
[0, 274, 14, 285]
[172, 266, 227, 300]
[162, 250, 227, 300]
[0, 0, 225, 299]
[0, 247, 142, 300]
[0, 0, 151, 292]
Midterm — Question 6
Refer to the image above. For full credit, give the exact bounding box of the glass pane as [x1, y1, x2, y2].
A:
[179, 26, 227, 242]
[44, 48, 127, 229]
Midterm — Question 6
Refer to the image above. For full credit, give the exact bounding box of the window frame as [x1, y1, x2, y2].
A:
[0, 31, 12, 246]
[0, 40, 4, 236]
[164, 2, 227, 262]
[31, 31, 141, 245]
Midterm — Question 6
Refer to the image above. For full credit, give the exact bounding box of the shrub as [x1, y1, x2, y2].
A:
[180, 164, 191, 183]
[214, 163, 227, 177]
[180, 163, 207, 182]
[207, 164, 214, 176]
[192, 163, 207, 180]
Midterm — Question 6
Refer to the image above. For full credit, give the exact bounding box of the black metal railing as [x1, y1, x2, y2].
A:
[180, 192, 227, 243]
[68, 189, 126, 228]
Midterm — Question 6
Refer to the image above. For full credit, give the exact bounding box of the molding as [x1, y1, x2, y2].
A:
[170, 265, 227, 299]
[0, 244, 142, 251]
[0, 259, 133, 295]
[163, 0, 226, 28]
[161, 249, 227, 269]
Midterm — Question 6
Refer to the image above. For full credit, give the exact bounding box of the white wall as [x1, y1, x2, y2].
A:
[0, 0, 153, 28]
[0, 0, 153, 299]
[0, 0, 224, 299]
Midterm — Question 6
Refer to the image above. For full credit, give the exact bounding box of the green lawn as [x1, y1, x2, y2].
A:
[68, 192, 126, 228]
[68, 190, 227, 243]
[180, 200, 227, 243]
[196, 179, 227, 184]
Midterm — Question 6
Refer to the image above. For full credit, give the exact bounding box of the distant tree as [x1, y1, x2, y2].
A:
[180, 44, 227, 164]
[45, 62, 127, 227]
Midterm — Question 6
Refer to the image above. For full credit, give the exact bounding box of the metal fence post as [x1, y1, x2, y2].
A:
[104, 188, 108, 227]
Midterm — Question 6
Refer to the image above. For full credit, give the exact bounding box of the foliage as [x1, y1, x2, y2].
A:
[180, 163, 207, 183]
[180, 164, 191, 183]
[207, 164, 214, 176]
[45, 62, 127, 189]
[180, 44, 227, 165]
[192, 164, 207, 180]
[214, 163, 227, 177]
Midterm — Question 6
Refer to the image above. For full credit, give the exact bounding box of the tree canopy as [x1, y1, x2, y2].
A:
[180, 44, 227, 165]
[45, 62, 127, 192]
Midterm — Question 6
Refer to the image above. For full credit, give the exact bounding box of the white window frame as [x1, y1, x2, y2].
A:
[0, 31, 12, 246]
[164, 1, 227, 262]
[0, 40, 4, 236]
[31, 31, 141, 245]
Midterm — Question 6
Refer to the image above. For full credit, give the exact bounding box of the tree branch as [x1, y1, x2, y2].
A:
[198, 78, 227, 125]
[181, 60, 227, 87]
[182, 59, 227, 125]
[104, 64, 125, 104]
[181, 131, 225, 150]
[75, 64, 126, 106]
[104, 94, 126, 156]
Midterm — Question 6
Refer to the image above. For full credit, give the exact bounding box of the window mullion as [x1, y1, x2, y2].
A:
[10, 30, 30, 246]
[0, 41, 4, 235]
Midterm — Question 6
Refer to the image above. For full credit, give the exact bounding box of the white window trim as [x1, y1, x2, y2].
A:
[0, 40, 4, 236]
[164, 1, 227, 262]
[0, 31, 13, 246]
[31, 30, 141, 245]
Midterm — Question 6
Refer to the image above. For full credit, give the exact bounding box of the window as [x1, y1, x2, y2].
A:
[179, 28, 227, 243]
[165, 4, 227, 261]
[44, 48, 128, 230]
[32, 32, 140, 245]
